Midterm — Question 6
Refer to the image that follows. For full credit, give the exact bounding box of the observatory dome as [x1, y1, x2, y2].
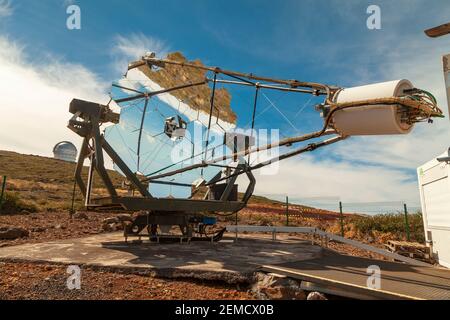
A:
[53, 141, 77, 162]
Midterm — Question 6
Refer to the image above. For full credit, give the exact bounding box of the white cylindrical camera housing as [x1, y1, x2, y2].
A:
[331, 79, 414, 136]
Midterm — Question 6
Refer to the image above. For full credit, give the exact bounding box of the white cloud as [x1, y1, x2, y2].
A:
[0, 0, 12, 17]
[252, 153, 418, 204]
[0, 36, 109, 157]
[112, 33, 169, 74]
[334, 35, 450, 170]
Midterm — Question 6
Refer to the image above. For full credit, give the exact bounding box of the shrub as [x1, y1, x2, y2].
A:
[0, 192, 38, 214]
[349, 212, 425, 243]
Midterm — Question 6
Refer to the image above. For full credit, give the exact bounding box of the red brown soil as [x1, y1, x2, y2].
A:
[0, 211, 115, 248]
[0, 208, 385, 300]
[0, 262, 253, 300]
[244, 203, 353, 221]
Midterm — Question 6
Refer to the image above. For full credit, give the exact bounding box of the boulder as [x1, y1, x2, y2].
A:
[132, 211, 149, 219]
[252, 272, 306, 300]
[102, 223, 118, 232]
[306, 291, 328, 300]
[31, 227, 47, 233]
[102, 216, 133, 232]
[0, 227, 30, 240]
[116, 214, 133, 222]
[102, 217, 119, 225]
[73, 212, 89, 220]
[30, 213, 39, 220]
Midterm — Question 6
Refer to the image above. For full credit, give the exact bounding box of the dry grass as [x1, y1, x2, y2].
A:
[0, 150, 126, 213]
[0, 150, 301, 213]
[230, 208, 425, 245]
[345, 213, 425, 243]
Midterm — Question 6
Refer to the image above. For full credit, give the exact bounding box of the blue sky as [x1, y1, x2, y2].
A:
[1, 0, 450, 209]
[4, 0, 448, 80]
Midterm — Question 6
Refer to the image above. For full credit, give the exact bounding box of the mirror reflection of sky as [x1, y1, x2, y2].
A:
[104, 68, 328, 198]
[106, 79, 229, 198]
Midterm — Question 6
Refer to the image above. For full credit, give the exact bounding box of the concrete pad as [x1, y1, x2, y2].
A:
[0, 232, 322, 283]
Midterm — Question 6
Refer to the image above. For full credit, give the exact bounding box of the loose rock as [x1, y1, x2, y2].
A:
[73, 212, 89, 220]
[0, 227, 30, 240]
[306, 291, 327, 300]
[102, 217, 119, 225]
[116, 214, 133, 222]
[102, 223, 118, 232]
[251, 272, 306, 300]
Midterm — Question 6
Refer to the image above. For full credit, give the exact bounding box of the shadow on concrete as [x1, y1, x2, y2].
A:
[100, 236, 320, 275]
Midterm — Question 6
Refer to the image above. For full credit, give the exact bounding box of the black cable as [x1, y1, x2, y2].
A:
[248, 86, 260, 163]
[136, 98, 150, 172]
[202, 72, 218, 176]
[225, 73, 256, 86]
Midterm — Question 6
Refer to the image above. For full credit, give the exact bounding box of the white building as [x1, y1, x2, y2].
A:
[53, 141, 77, 163]
[417, 53, 450, 268]
[418, 151, 450, 268]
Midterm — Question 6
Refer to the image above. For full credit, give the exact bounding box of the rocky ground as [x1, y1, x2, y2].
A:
[0, 261, 253, 300]
[0, 212, 257, 300]
[0, 211, 117, 248]
[0, 150, 421, 300]
[0, 210, 389, 300]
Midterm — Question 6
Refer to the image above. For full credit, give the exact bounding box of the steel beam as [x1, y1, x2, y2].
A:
[93, 126, 118, 197]
[91, 196, 244, 213]
[101, 138, 152, 198]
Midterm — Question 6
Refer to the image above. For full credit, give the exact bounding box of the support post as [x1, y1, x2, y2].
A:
[220, 165, 241, 201]
[339, 201, 344, 237]
[74, 138, 89, 196]
[404, 203, 410, 241]
[70, 179, 77, 218]
[0, 175, 6, 212]
[286, 196, 289, 226]
[85, 153, 95, 207]
[93, 126, 118, 197]
[242, 167, 256, 204]
[235, 211, 238, 242]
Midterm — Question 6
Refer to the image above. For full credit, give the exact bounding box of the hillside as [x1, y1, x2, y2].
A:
[0, 150, 126, 212]
[0, 150, 319, 212]
[0, 150, 425, 244]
